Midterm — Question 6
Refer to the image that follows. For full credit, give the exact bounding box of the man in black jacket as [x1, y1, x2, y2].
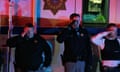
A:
[7, 23, 52, 72]
[57, 13, 92, 72]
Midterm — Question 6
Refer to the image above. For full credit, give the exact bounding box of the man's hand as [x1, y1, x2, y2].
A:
[101, 31, 112, 37]
[21, 32, 27, 37]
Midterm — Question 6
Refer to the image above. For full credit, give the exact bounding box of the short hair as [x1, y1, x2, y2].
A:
[70, 13, 80, 20]
[106, 23, 117, 29]
[24, 23, 33, 28]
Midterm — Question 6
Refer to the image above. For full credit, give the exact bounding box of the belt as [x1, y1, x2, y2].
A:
[76, 56, 84, 61]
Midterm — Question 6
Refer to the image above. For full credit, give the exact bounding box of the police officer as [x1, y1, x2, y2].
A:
[57, 13, 92, 72]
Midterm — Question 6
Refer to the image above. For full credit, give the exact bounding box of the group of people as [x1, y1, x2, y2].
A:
[6, 13, 120, 72]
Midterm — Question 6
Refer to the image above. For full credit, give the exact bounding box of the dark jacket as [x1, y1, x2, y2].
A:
[7, 34, 52, 70]
[57, 26, 92, 66]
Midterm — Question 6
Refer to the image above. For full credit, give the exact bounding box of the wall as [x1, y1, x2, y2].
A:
[0, 0, 82, 27]
[109, 0, 120, 27]
[0, 0, 120, 27]
[40, 0, 82, 27]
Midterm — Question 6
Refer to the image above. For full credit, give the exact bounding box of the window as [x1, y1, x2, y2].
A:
[82, 0, 109, 27]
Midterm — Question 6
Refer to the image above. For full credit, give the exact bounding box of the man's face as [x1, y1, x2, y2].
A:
[24, 27, 34, 38]
[71, 16, 80, 29]
[107, 26, 117, 37]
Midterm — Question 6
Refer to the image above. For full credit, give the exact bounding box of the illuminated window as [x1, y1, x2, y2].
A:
[82, 0, 109, 27]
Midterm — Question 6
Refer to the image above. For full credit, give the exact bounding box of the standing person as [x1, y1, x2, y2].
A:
[57, 13, 92, 72]
[91, 23, 120, 72]
[7, 23, 52, 72]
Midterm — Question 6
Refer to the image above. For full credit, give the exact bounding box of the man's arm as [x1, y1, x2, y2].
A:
[41, 38, 52, 67]
[117, 36, 120, 44]
[91, 32, 110, 49]
[6, 36, 18, 48]
[57, 28, 71, 43]
[85, 32, 93, 72]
